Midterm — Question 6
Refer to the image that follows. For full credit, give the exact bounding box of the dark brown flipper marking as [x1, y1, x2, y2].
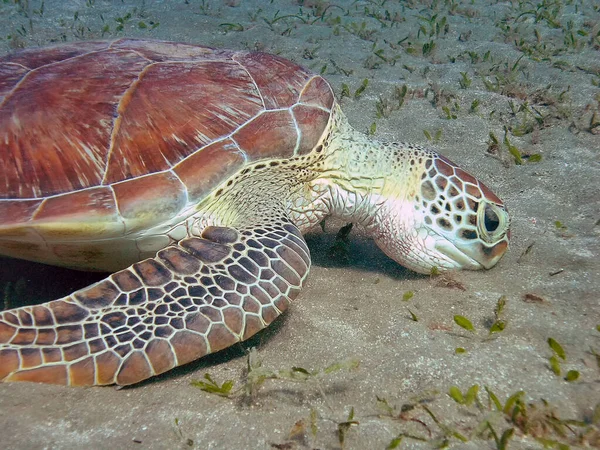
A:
[0, 223, 310, 386]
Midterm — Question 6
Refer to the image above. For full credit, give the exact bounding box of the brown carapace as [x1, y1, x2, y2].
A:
[0, 38, 333, 271]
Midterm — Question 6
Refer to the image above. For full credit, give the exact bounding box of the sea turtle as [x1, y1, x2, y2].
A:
[0, 39, 509, 386]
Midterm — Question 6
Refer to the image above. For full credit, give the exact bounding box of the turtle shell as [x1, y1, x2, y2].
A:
[0, 39, 334, 270]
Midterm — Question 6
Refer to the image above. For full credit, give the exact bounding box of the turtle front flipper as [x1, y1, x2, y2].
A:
[0, 223, 310, 386]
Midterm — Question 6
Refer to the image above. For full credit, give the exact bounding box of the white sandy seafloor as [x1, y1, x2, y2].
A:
[0, 1, 599, 449]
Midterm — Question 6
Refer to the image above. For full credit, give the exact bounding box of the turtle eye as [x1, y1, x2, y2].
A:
[477, 201, 508, 243]
[484, 204, 500, 233]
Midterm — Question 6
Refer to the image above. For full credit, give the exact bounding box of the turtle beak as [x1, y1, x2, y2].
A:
[476, 239, 509, 269]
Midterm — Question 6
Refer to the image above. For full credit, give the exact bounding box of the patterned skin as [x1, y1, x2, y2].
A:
[0, 40, 509, 385]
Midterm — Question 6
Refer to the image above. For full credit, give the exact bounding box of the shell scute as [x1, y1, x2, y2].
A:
[105, 60, 263, 184]
[0, 41, 109, 71]
[111, 38, 227, 62]
[233, 51, 314, 109]
[299, 76, 334, 110]
[233, 109, 297, 160]
[292, 105, 331, 155]
[0, 64, 29, 102]
[112, 171, 186, 231]
[1, 48, 150, 199]
[33, 186, 119, 225]
[173, 138, 245, 203]
[0, 199, 42, 230]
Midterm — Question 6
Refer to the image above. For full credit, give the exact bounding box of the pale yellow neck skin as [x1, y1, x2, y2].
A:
[287, 105, 432, 236]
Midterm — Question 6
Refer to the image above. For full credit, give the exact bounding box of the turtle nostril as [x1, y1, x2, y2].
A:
[484, 204, 500, 232]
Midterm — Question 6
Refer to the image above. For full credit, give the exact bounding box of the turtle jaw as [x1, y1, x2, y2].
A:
[433, 235, 509, 271]
[434, 239, 484, 270]
[369, 207, 491, 274]
[372, 212, 509, 274]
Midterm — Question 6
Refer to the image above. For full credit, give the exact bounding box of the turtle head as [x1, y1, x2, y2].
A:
[372, 150, 510, 274]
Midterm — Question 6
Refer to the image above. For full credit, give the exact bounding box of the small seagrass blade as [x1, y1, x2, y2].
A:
[0, 222, 310, 386]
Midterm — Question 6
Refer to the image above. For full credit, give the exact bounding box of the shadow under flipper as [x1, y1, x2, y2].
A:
[0, 256, 107, 310]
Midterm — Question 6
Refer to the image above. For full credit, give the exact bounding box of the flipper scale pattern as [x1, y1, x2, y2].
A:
[0, 223, 310, 386]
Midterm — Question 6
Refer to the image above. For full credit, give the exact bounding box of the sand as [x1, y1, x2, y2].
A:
[0, 1, 598, 449]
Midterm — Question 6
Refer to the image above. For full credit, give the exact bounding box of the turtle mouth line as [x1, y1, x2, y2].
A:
[434, 240, 483, 270]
